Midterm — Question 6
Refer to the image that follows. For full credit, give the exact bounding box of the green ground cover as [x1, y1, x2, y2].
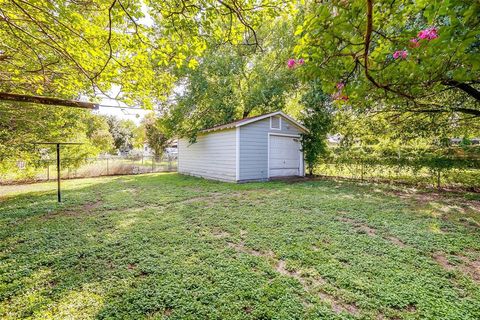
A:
[0, 173, 479, 319]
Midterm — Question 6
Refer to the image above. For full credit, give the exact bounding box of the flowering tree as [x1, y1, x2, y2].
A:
[294, 0, 480, 118]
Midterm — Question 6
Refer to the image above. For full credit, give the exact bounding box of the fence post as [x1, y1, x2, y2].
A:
[47, 164, 50, 181]
[361, 161, 364, 181]
[437, 169, 441, 189]
[151, 156, 154, 172]
[396, 150, 400, 181]
[106, 158, 109, 176]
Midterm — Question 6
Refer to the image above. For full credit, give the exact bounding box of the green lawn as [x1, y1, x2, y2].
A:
[1, 173, 479, 319]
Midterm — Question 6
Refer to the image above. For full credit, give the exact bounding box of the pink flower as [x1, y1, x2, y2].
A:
[336, 82, 345, 90]
[297, 58, 305, 65]
[287, 59, 296, 69]
[393, 50, 408, 60]
[418, 27, 438, 40]
[409, 38, 420, 48]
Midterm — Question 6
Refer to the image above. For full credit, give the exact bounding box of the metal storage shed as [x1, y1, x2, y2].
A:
[178, 111, 308, 182]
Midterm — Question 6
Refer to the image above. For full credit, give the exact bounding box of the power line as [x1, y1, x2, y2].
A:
[96, 104, 146, 110]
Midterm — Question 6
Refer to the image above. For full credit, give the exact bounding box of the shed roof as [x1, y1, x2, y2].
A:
[201, 111, 308, 133]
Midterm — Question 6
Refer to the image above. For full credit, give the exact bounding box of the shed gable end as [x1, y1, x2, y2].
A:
[238, 116, 304, 181]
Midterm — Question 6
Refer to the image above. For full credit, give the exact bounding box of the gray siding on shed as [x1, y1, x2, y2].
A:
[178, 129, 236, 182]
[238, 116, 303, 181]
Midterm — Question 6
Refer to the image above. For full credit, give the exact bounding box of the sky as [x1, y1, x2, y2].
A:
[90, 83, 151, 125]
[95, 99, 150, 125]
[93, 4, 154, 125]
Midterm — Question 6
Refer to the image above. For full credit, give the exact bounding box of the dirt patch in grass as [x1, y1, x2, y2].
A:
[338, 217, 408, 249]
[277, 259, 359, 316]
[433, 252, 480, 282]
[243, 306, 253, 314]
[338, 217, 376, 236]
[458, 256, 480, 282]
[178, 190, 273, 206]
[275, 261, 328, 289]
[357, 225, 377, 236]
[179, 196, 209, 204]
[227, 240, 359, 316]
[326, 296, 360, 316]
[404, 304, 417, 313]
[212, 229, 230, 239]
[391, 189, 480, 212]
[458, 217, 480, 229]
[112, 192, 230, 211]
[227, 241, 274, 258]
[163, 308, 173, 317]
[82, 200, 102, 211]
[386, 236, 406, 248]
[43, 199, 103, 219]
[433, 252, 455, 271]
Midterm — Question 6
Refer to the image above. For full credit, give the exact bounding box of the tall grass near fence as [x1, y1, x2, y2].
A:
[316, 145, 480, 190]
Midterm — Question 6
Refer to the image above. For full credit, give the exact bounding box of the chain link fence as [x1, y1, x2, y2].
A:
[0, 155, 177, 184]
[314, 146, 480, 190]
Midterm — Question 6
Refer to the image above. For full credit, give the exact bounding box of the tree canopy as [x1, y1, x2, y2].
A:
[0, 101, 113, 169]
[0, 0, 282, 107]
[1, 0, 478, 162]
[295, 0, 480, 118]
[161, 16, 299, 140]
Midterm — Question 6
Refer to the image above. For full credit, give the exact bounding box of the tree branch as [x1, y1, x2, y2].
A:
[93, 0, 117, 80]
[217, 0, 262, 50]
[443, 80, 480, 102]
[399, 107, 480, 117]
[363, 0, 416, 100]
[0, 92, 98, 109]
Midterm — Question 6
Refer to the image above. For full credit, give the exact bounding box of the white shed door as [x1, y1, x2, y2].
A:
[269, 135, 301, 177]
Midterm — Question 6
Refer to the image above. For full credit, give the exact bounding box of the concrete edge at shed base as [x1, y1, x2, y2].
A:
[178, 172, 236, 183]
[178, 173, 303, 184]
[236, 178, 270, 184]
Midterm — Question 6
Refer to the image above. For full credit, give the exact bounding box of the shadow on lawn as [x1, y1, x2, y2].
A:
[0, 174, 297, 318]
[1, 173, 479, 319]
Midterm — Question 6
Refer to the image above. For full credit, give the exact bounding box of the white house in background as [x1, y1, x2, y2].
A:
[327, 133, 343, 145]
[137, 141, 178, 158]
[142, 144, 154, 156]
[178, 111, 308, 182]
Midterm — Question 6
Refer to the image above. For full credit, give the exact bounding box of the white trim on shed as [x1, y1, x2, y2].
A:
[178, 112, 307, 182]
[267, 133, 303, 179]
[235, 127, 240, 181]
[201, 111, 308, 133]
[269, 115, 282, 130]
